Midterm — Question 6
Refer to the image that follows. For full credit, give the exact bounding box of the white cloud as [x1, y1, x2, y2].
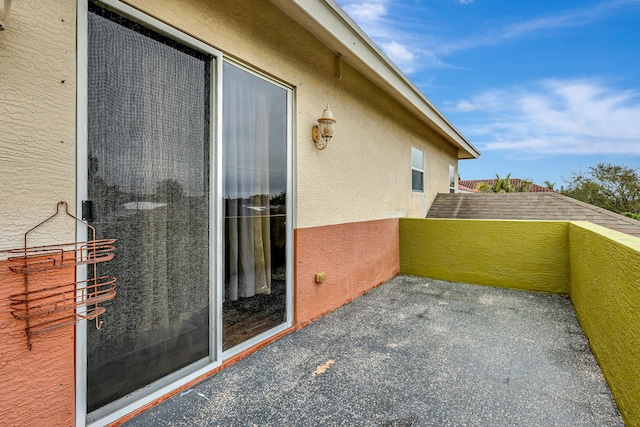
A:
[339, 1, 447, 74]
[342, 1, 388, 25]
[457, 0, 474, 4]
[443, 92, 505, 112]
[380, 41, 417, 72]
[446, 79, 640, 155]
[443, 100, 484, 112]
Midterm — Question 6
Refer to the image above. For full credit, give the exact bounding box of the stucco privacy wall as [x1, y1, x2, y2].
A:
[399, 218, 639, 425]
[399, 218, 570, 294]
[569, 222, 640, 426]
[126, 0, 458, 226]
[294, 218, 399, 326]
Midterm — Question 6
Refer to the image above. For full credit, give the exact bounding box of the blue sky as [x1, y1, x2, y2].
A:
[336, 0, 640, 189]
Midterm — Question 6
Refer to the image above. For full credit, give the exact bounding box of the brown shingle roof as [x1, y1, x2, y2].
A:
[427, 192, 640, 238]
[459, 179, 557, 193]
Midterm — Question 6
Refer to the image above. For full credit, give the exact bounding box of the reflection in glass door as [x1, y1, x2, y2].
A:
[222, 63, 289, 351]
[82, 1, 292, 418]
[86, 3, 212, 413]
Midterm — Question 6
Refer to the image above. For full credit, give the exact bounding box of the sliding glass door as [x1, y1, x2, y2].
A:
[222, 63, 289, 351]
[85, 3, 213, 413]
[81, 1, 292, 421]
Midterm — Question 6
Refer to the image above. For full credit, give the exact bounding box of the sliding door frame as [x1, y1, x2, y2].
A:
[219, 58, 295, 360]
[76, 1, 224, 425]
[77, 1, 294, 425]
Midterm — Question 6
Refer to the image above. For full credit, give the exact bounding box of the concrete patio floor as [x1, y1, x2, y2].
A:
[125, 275, 623, 426]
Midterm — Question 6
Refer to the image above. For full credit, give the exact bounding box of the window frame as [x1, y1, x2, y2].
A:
[411, 146, 425, 193]
[449, 165, 456, 193]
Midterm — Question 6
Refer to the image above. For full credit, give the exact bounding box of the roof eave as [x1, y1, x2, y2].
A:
[268, 0, 480, 160]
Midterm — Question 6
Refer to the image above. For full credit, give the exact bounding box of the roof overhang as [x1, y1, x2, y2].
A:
[269, 0, 480, 159]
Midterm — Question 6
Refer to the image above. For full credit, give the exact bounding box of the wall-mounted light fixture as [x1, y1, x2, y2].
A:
[0, 0, 12, 31]
[312, 105, 336, 150]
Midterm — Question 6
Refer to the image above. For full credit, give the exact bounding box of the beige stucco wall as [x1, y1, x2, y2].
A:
[0, 0, 77, 251]
[123, 0, 459, 228]
[0, 0, 460, 248]
[0, 1, 462, 423]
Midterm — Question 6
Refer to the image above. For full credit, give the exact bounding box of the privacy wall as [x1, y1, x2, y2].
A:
[399, 218, 640, 426]
[569, 222, 640, 427]
[399, 218, 570, 294]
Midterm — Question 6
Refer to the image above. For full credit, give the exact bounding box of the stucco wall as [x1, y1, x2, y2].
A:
[0, 260, 76, 427]
[569, 222, 640, 426]
[124, 0, 458, 227]
[0, 0, 459, 255]
[294, 218, 400, 326]
[399, 218, 570, 294]
[1, 0, 461, 424]
[0, 1, 78, 425]
[0, 0, 77, 249]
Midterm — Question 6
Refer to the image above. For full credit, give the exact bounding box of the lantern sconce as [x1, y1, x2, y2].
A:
[0, 0, 12, 31]
[312, 105, 337, 150]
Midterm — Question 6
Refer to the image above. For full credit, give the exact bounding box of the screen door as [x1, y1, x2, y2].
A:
[86, 3, 212, 412]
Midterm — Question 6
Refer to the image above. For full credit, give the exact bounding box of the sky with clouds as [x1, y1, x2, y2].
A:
[337, 0, 640, 188]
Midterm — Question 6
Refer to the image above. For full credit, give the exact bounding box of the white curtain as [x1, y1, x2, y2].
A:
[223, 64, 273, 300]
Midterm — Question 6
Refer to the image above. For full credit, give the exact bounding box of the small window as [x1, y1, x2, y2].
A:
[449, 165, 456, 193]
[411, 147, 424, 192]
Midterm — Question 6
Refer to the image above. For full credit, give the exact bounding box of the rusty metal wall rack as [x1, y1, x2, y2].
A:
[2, 201, 116, 349]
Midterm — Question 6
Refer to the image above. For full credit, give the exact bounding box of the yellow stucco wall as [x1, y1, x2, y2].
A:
[127, 0, 458, 228]
[0, 0, 77, 249]
[399, 218, 570, 294]
[569, 222, 640, 427]
[1, 0, 459, 252]
[399, 218, 640, 425]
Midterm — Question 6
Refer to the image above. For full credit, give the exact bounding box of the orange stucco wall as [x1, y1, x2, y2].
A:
[294, 218, 400, 326]
[0, 259, 75, 427]
[0, 217, 399, 425]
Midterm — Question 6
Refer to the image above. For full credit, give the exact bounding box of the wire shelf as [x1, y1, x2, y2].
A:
[7, 239, 115, 273]
[9, 276, 117, 320]
[2, 201, 117, 349]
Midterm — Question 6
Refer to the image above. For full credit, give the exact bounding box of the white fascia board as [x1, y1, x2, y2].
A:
[269, 0, 480, 159]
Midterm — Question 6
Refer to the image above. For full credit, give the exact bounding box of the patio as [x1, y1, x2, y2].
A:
[124, 275, 622, 426]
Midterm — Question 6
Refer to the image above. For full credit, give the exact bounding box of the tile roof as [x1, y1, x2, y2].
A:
[457, 183, 476, 193]
[459, 179, 557, 193]
[427, 192, 640, 238]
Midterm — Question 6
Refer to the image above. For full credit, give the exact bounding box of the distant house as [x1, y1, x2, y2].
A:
[0, 1, 479, 426]
[457, 182, 477, 193]
[459, 178, 558, 193]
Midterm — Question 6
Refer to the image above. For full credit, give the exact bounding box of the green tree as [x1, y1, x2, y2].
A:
[476, 173, 532, 193]
[562, 163, 640, 214]
[622, 212, 640, 221]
